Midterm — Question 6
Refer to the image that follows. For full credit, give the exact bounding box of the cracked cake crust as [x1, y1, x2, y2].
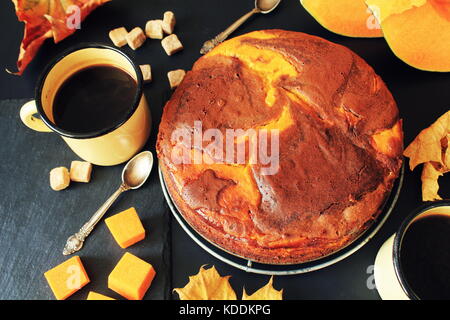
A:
[157, 30, 403, 264]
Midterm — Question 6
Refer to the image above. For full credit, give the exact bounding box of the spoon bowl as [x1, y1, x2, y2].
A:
[122, 151, 154, 189]
[200, 0, 282, 54]
[256, 0, 281, 13]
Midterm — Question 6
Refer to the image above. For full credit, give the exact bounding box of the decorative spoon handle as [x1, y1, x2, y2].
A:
[200, 7, 260, 54]
[62, 183, 129, 255]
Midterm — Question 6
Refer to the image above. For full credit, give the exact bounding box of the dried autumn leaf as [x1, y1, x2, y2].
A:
[10, 0, 110, 75]
[404, 110, 450, 170]
[242, 276, 283, 300]
[404, 110, 450, 201]
[443, 134, 450, 168]
[421, 162, 445, 201]
[173, 265, 237, 300]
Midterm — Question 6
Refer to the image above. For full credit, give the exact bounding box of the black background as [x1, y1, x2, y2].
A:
[0, 0, 449, 300]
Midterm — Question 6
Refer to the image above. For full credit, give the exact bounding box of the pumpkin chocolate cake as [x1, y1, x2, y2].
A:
[157, 30, 403, 264]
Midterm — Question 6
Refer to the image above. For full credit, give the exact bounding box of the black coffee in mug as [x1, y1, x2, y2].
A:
[52, 65, 137, 134]
[400, 214, 450, 299]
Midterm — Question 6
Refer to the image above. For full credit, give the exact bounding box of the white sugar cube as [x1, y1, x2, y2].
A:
[168, 69, 186, 89]
[139, 64, 152, 83]
[50, 167, 70, 191]
[145, 20, 164, 39]
[126, 27, 146, 50]
[109, 27, 128, 47]
[70, 161, 92, 183]
[162, 11, 176, 35]
[161, 34, 183, 56]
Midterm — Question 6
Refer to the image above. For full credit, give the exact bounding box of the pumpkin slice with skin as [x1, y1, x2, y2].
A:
[366, 0, 450, 72]
[300, 0, 383, 38]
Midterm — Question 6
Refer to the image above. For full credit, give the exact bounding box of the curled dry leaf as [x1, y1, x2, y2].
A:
[404, 110, 450, 201]
[10, 0, 111, 75]
[443, 134, 450, 168]
[421, 162, 446, 201]
[242, 276, 283, 300]
[173, 265, 237, 300]
[404, 111, 450, 170]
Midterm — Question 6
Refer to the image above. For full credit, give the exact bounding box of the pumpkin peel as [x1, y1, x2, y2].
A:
[366, 0, 450, 71]
[430, 0, 450, 21]
[366, 0, 427, 22]
[300, 0, 383, 38]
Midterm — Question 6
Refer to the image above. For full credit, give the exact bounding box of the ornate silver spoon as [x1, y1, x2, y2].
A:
[63, 151, 154, 255]
[200, 0, 282, 54]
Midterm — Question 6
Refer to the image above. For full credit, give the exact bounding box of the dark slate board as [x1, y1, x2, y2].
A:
[0, 99, 171, 300]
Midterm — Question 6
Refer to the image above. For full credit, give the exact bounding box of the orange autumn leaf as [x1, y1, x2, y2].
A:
[242, 276, 283, 300]
[173, 265, 237, 300]
[10, 0, 110, 75]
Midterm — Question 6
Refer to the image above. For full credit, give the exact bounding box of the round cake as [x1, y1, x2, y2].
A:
[157, 30, 403, 264]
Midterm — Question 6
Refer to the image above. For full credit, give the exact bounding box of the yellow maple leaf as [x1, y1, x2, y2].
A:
[443, 134, 450, 168]
[421, 162, 445, 201]
[404, 110, 450, 201]
[242, 276, 283, 300]
[403, 110, 450, 171]
[173, 265, 237, 300]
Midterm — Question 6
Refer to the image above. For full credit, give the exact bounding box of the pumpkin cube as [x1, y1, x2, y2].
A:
[108, 252, 156, 300]
[70, 161, 92, 183]
[86, 291, 115, 300]
[44, 256, 90, 300]
[105, 207, 145, 248]
[49, 167, 70, 191]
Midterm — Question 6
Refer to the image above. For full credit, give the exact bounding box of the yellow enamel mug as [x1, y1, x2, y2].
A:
[374, 201, 450, 300]
[19, 44, 151, 166]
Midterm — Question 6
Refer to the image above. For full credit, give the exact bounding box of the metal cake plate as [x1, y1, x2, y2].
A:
[160, 162, 404, 275]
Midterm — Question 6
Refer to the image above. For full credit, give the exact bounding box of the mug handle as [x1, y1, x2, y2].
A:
[20, 100, 53, 133]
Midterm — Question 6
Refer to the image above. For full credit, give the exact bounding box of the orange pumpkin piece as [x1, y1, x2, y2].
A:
[108, 252, 156, 300]
[86, 291, 115, 300]
[105, 207, 145, 248]
[366, 0, 450, 71]
[301, 0, 383, 37]
[44, 256, 90, 300]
